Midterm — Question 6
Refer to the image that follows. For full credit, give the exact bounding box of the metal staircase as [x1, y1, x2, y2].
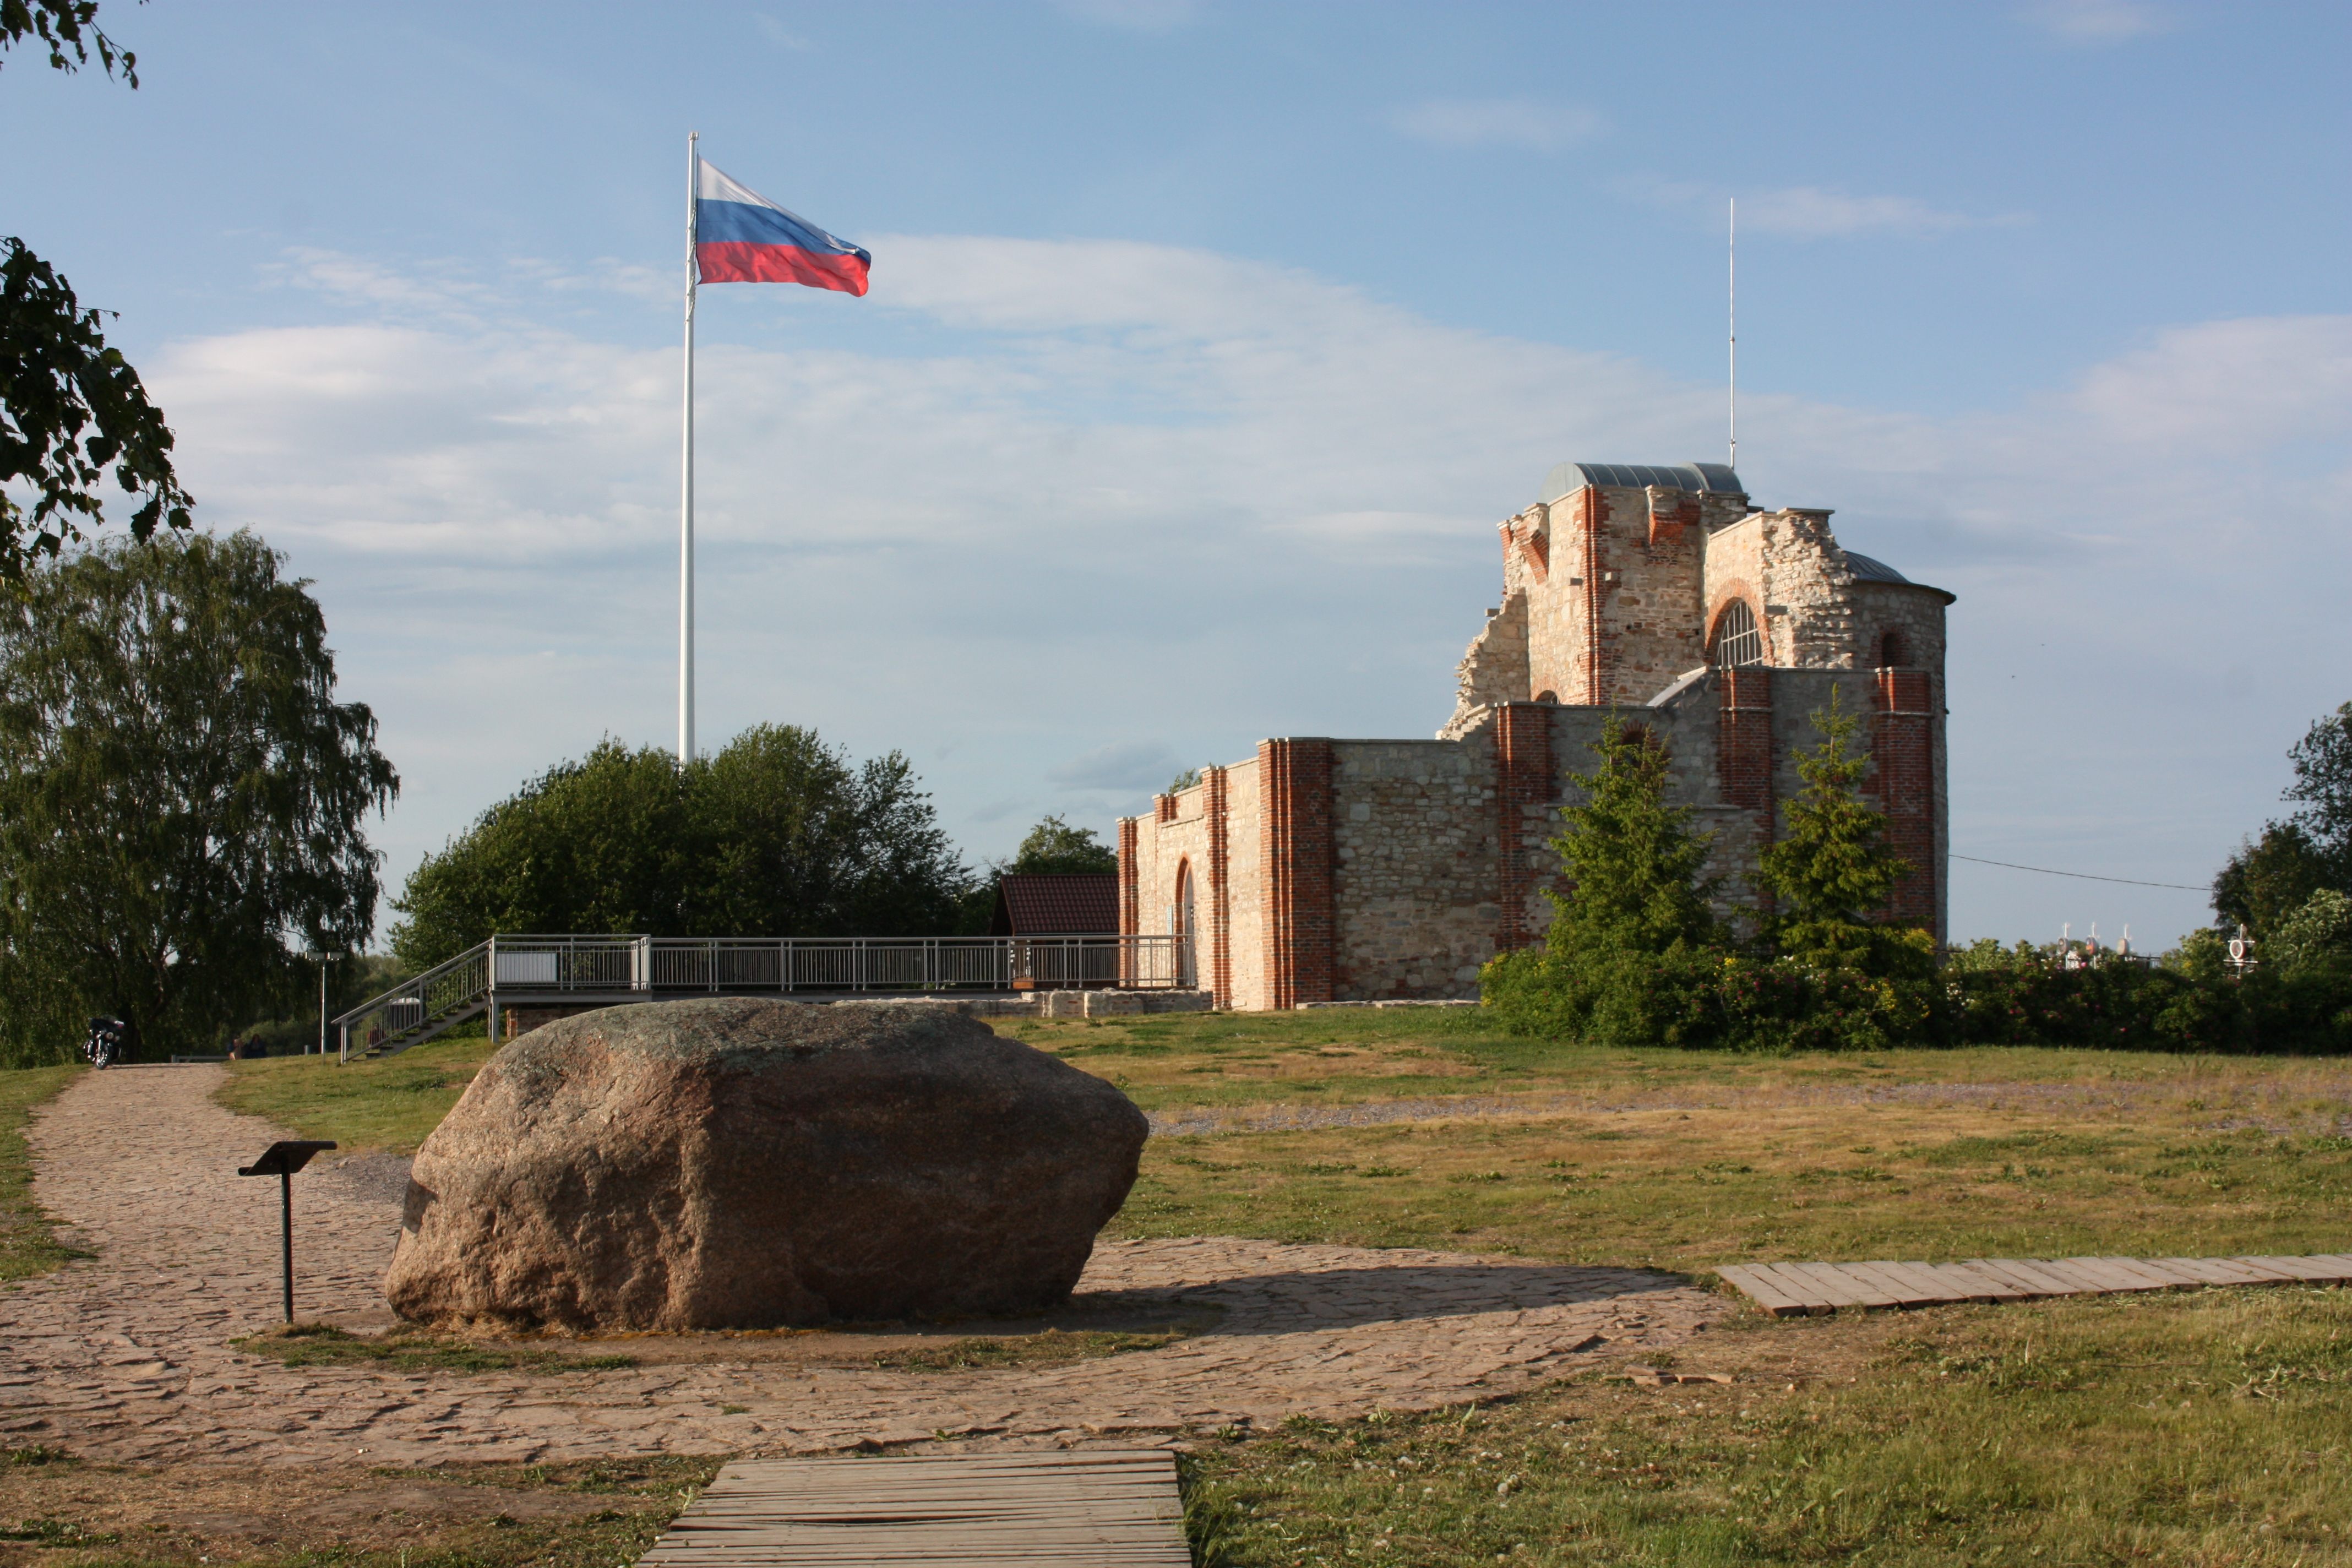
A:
[334, 941, 491, 1060]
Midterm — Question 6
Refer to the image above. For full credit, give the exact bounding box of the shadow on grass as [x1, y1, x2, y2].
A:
[1078, 1259, 1686, 1337]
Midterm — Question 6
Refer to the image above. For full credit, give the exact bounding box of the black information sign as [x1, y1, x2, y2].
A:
[237, 1140, 337, 1322]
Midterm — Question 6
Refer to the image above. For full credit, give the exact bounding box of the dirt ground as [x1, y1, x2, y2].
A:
[0, 1451, 715, 1567]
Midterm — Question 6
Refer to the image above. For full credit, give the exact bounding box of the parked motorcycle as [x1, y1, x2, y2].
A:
[84, 1016, 128, 1070]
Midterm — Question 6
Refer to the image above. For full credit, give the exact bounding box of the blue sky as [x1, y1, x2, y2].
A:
[4, 0, 2347, 949]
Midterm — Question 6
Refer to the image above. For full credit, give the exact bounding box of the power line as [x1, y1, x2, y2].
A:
[1952, 854, 2207, 892]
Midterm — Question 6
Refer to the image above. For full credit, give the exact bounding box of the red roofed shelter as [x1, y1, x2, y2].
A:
[988, 873, 1120, 938]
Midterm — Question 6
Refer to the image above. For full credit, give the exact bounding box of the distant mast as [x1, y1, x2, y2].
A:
[1728, 196, 1736, 471]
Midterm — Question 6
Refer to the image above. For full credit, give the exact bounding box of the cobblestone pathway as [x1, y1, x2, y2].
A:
[0, 1066, 1721, 1466]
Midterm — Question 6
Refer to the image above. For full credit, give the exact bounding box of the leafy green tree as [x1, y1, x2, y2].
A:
[2284, 701, 2352, 863]
[1005, 814, 1118, 876]
[2213, 703, 2352, 935]
[391, 741, 692, 967]
[0, 533, 398, 1063]
[391, 727, 972, 970]
[948, 813, 1118, 933]
[2213, 821, 2334, 939]
[2271, 888, 2352, 973]
[3, 3, 194, 582]
[1756, 688, 1923, 974]
[2, 1, 138, 80]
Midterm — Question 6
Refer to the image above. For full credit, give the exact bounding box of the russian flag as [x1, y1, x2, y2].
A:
[694, 161, 870, 296]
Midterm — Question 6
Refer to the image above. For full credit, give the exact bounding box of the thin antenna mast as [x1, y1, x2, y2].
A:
[1728, 197, 1736, 471]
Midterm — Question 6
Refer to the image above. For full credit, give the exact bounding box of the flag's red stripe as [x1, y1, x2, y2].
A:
[695, 242, 870, 295]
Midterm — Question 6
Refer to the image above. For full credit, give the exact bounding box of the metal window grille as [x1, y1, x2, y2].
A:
[1712, 600, 1763, 668]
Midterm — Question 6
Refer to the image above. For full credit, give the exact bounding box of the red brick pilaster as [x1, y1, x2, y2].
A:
[1260, 738, 1336, 1010]
[1872, 669, 1937, 930]
[1493, 703, 1555, 952]
[1204, 765, 1233, 1008]
[1572, 487, 1614, 703]
[1116, 815, 1140, 985]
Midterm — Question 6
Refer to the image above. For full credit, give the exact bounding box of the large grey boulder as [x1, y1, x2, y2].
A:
[382, 997, 1148, 1331]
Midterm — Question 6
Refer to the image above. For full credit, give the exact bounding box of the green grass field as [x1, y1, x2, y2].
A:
[0, 1065, 83, 1282]
[196, 1009, 2352, 1565]
[214, 1030, 499, 1154]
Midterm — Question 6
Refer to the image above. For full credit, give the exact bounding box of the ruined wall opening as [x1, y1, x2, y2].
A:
[1710, 599, 1763, 668]
[1173, 860, 1197, 988]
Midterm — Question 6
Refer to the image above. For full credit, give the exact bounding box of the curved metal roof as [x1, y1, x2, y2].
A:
[1540, 461, 1745, 504]
[1845, 551, 1956, 604]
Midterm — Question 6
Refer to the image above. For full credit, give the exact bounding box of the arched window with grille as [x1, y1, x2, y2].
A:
[1711, 600, 1763, 668]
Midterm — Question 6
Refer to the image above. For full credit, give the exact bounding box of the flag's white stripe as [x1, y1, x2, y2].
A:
[697, 160, 778, 210]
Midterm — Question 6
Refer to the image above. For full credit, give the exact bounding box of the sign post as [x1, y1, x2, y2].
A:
[237, 1140, 336, 1322]
[302, 951, 342, 1056]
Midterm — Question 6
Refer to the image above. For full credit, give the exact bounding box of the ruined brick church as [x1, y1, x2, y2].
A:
[1117, 460, 1952, 1010]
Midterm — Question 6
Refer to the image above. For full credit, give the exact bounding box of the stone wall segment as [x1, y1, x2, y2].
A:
[1328, 736, 1500, 1000]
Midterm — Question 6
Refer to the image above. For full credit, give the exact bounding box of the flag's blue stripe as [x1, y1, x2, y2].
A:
[695, 199, 869, 261]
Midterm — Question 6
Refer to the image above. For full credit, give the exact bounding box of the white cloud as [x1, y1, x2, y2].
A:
[1391, 97, 1602, 153]
[2023, 0, 2176, 43]
[144, 237, 2352, 948]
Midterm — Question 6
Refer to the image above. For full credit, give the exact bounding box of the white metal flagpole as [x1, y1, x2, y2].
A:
[679, 130, 699, 765]
[1728, 195, 1736, 472]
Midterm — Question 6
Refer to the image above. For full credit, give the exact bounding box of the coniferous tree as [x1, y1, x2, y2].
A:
[1544, 712, 1718, 960]
[1481, 713, 1724, 1045]
[1755, 688, 1922, 974]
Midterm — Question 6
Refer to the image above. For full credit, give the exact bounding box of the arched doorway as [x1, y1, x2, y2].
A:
[1173, 861, 1197, 988]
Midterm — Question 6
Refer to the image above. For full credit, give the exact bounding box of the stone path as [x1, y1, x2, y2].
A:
[0, 1066, 1719, 1467]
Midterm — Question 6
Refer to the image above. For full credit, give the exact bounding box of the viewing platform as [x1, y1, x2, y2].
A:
[333, 933, 1193, 1061]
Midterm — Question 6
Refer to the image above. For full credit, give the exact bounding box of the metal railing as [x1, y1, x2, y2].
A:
[334, 932, 1193, 1061]
[335, 940, 491, 1062]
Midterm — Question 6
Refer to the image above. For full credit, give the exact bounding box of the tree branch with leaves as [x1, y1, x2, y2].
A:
[2, 1, 193, 583]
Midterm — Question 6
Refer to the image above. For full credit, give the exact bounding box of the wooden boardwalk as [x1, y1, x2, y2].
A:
[1718, 1253, 2352, 1317]
[638, 1449, 1190, 1567]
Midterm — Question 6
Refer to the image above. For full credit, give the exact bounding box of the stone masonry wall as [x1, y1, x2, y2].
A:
[1130, 778, 1210, 971]
[1439, 588, 1530, 739]
[1702, 509, 1858, 669]
[1329, 734, 1502, 999]
[1517, 483, 1749, 707]
[1849, 581, 1947, 677]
